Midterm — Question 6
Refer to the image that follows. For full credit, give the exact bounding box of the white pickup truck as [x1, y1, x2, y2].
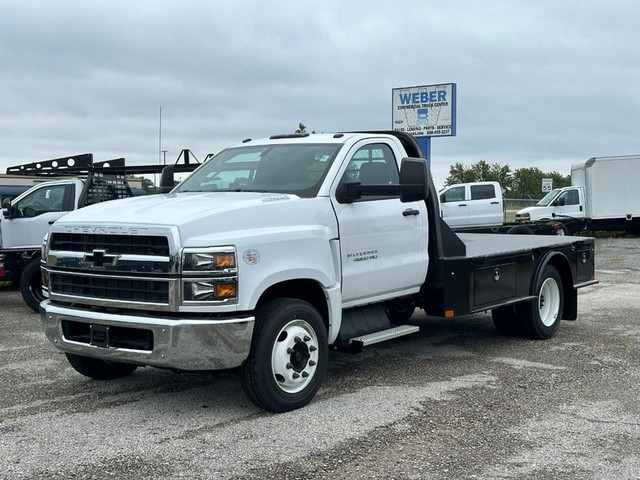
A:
[439, 181, 568, 235]
[439, 181, 504, 228]
[1, 153, 199, 311]
[39, 131, 597, 412]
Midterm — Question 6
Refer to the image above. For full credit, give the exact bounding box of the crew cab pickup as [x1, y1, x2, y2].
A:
[40, 131, 597, 412]
[439, 181, 504, 228]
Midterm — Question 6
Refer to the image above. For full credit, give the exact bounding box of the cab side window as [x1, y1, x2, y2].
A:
[560, 189, 579, 205]
[347, 144, 399, 186]
[15, 185, 68, 218]
[470, 184, 496, 200]
[440, 186, 465, 203]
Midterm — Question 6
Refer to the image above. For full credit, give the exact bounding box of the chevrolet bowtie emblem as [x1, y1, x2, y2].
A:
[84, 249, 120, 267]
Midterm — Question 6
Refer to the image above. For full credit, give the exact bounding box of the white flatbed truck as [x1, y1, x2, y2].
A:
[39, 131, 597, 412]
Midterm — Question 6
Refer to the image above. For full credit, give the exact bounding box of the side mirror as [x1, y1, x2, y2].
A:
[335, 180, 362, 204]
[399, 157, 429, 203]
[159, 165, 175, 194]
[2, 198, 14, 219]
[553, 197, 566, 207]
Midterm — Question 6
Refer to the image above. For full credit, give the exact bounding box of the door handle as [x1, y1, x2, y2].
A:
[490, 201, 499, 204]
[403, 208, 420, 216]
[458, 203, 467, 207]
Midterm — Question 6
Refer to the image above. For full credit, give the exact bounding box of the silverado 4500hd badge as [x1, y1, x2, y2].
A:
[347, 250, 379, 262]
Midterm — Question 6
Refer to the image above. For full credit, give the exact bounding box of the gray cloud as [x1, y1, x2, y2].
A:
[1, 0, 638, 187]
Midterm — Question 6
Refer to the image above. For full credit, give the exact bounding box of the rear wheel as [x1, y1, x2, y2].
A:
[385, 300, 416, 324]
[491, 305, 520, 336]
[507, 225, 534, 235]
[517, 265, 564, 339]
[65, 353, 138, 380]
[240, 298, 328, 412]
[20, 258, 45, 313]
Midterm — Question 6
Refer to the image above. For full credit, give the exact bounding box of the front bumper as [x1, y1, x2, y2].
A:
[40, 300, 255, 371]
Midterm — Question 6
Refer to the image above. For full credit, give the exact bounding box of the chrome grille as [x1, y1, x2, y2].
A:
[50, 233, 170, 256]
[51, 272, 170, 304]
[47, 229, 178, 310]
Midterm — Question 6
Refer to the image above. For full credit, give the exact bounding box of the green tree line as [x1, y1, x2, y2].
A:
[444, 160, 571, 199]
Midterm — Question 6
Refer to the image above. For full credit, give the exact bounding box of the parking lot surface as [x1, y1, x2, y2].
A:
[1, 237, 639, 479]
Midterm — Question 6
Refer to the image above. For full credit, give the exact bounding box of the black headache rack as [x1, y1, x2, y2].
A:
[6, 150, 203, 207]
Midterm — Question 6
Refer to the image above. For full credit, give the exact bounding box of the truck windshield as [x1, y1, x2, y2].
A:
[535, 189, 561, 206]
[174, 143, 341, 198]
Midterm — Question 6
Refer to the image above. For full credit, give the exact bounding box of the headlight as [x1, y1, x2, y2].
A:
[181, 247, 238, 304]
[516, 213, 530, 223]
[182, 247, 236, 274]
[183, 279, 237, 302]
[41, 234, 50, 296]
[41, 233, 49, 259]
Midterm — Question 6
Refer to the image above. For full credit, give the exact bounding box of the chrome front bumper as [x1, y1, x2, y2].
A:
[40, 300, 255, 371]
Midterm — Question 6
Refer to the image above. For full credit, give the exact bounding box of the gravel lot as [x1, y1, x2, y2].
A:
[1, 237, 639, 479]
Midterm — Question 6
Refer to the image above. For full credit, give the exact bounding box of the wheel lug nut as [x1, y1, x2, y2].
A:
[292, 373, 300, 379]
[303, 335, 311, 342]
[309, 360, 316, 367]
[294, 336, 302, 343]
[309, 345, 317, 352]
[287, 348, 295, 354]
[286, 363, 293, 369]
[302, 372, 309, 378]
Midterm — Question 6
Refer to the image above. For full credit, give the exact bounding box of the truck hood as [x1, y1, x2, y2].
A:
[53, 192, 337, 246]
[517, 205, 548, 215]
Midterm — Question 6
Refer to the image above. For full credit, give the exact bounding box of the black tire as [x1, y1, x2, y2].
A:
[385, 300, 416, 324]
[517, 265, 564, 339]
[240, 298, 328, 413]
[20, 258, 45, 313]
[507, 225, 534, 235]
[491, 305, 520, 336]
[65, 353, 138, 380]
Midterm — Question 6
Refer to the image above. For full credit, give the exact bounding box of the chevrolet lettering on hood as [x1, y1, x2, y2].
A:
[63, 225, 150, 235]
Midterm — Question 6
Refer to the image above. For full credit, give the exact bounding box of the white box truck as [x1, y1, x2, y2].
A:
[516, 154, 640, 235]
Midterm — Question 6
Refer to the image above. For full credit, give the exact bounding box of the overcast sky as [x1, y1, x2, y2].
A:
[1, 0, 638, 188]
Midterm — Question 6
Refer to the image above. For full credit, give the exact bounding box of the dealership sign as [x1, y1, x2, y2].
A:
[392, 83, 457, 137]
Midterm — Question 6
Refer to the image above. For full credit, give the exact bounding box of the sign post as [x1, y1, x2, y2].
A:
[392, 83, 457, 164]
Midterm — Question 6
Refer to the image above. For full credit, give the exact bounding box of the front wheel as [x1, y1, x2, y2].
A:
[517, 265, 564, 339]
[65, 353, 138, 380]
[20, 258, 45, 313]
[240, 298, 328, 412]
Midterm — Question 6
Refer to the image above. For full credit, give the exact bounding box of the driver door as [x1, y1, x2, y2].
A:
[331, 141, 428, 306]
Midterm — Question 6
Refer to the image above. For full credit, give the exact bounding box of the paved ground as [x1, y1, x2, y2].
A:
[1, 237, 639, 479]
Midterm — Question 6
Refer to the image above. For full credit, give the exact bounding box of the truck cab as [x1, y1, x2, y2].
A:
[515, 186, 586, 223]
[1, 179, 82, 250]
[438, 181, 504, 227]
